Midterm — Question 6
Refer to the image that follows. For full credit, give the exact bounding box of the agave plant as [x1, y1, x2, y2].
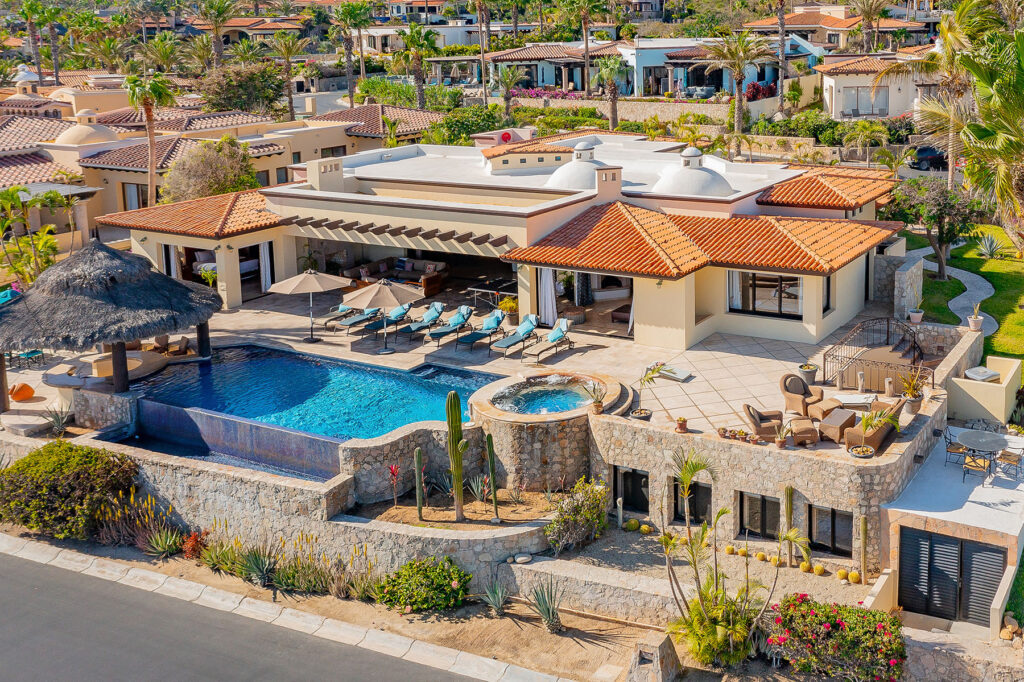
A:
[200, 541, 238, 574]
[145, 526, 184, 559]
[237, 544, 278, 587]
[467, 474, 489, 503]
[42, 403, 73, 438]
[480, 579, 509, 617]
[528, 579, 564, 633]
[976, 233, 1007, 260]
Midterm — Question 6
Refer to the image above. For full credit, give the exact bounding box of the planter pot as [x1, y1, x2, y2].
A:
[903, 393, 922, 415]
[630, 408, 652, 421]
[968, 315, 983, 332]
[675, 420, 688, 433]
[908, 309, 924, 324]
[797, 364, 818, 386]
[775, 438, 786, 448]
[849, 445, 876, 458]
[748, 435, 759, 444]
[718, 428, 729, 438]
[591, 402, 604, 415]
[505, 312, 519, 326]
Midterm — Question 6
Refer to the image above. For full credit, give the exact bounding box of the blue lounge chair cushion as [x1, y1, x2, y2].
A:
[421, 303, 443, 323]
[480, 310, 504, 332]
[386, 304, 411, 319]
[546, 319, 569, 343]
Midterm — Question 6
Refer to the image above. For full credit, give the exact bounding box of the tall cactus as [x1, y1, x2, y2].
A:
[414, 447, 424, 522]
[446, 391, 468, 522]
[860, 515, 868, 581]
[784, 485, 794, 567]
[486, 434, 499, 521]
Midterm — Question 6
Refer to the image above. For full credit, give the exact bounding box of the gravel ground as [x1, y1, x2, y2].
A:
[570, 524, 873, 607]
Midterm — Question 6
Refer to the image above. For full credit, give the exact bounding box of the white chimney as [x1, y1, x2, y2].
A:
[307, 158, 347, 192]
[595, 165, 623, 201]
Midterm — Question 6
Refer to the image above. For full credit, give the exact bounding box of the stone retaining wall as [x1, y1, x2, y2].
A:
[873, 253, 904, 303]
[73, 388, 137, 430]
[904, 628, 1023, 681]
[481, 414, 591, 491]
[894, 258, 923, 322]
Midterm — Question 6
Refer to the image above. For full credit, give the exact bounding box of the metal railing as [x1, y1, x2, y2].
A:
[822, 317, 930, 391]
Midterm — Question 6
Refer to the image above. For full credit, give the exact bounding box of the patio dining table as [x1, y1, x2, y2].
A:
[957, 430, 1010, 454]
[468, 278, 517, 308]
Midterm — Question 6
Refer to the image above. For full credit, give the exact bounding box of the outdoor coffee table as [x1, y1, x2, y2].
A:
[819, 408, 856, 444]
[833, 393, 876, 411]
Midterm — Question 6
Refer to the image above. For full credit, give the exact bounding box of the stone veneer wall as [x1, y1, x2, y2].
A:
[903, 629, 1024, 681]
[480, 414, 591, 491]
[894, 258, 924, 322]
[873, 253, 904, 303]
[73, 388, 138, 430]
[919, 324, 980, 378]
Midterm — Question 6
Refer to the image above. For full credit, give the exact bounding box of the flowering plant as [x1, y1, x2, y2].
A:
[388, 464, 399, 508]
[510, 88, 584, 100]
[762, 594, 906, 680]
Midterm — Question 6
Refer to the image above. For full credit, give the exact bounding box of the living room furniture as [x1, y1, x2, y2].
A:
[343, 257, 448, 298]
[781, 374, 824, 416]
[843, 399, 907, 452]
[819, 408, 855, 443]
[808, 397, 842, 421]
[610, 303, 631, 324]
[790, 417, 819, 446]
[743, 404, 784, 439]
[833, 393, 877, 411]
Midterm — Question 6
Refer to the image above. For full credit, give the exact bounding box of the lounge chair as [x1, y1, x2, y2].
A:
[491, 315, 539, 358]
[659, 365, 693, 383]
[330, 307, 381, 334]
[314, 303, 355, 329]
[742, 404, 783, 439]
[425, 305, 472, 347]
[151, 334, 170, 353]
[455, 309, 506, 351]
[521, 319, 573, 362]
[396, 302, 445, 341]
[166, 337, 190, 356]
[16, 349, 43, 366]
[364, 304, 412, 337]
[780, 374, 824, 416]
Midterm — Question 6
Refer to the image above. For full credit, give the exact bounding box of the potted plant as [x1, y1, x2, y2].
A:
[797, 363, 818, 386]
[675, 416, 688, 433]
[848, 409, 900, 458]
[630, 363, 664, 421]
[727, 429, 738, 439]
[900, 367, 925, 415]
[968, 302, 983, 331]
[735, 429, 747, 441]
[908, 288, 924, 324]
[747, 433, 759, 444]
[717, 426, 728, 438]
[582, 380, 606, 414]
[498, 296, 519, 325]
[774, 422, 792, 449]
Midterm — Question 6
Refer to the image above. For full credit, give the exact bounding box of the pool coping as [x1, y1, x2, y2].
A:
[468, 370, 621, 425]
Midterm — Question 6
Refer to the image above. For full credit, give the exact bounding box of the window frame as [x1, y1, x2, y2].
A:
[739, 492, 780, 539]
[807, 505, 853, 557]
[276, 167, 289, 184]
[674, 480, 713, 525]
[727, 270, 803, 320]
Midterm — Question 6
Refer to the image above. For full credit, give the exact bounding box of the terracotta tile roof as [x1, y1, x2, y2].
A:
[485, 44, 573, 63]
[0, 94, 69, 111]
[503, 201, 898, 276]
[0, 70, 196, 94]
[96, 106, 198, 126]
[757, 173, 896, 209]
[745, 11, 922, 30]
[251, 20, 304, 30]
[898, 44, 935, 55]
[481, 141, 576, 159]
[3, 37, 23, 48]
[0, 116, 74, 152]
[307, 104, 443, 137]
[154, 111, 274, 132]
[664, 45, 712, 60]
[97, 188, 283, 238]
[79, 137, 285, 171]
[0, 153, 78, 187]
[188, 17, 265, 29]
[565, 41, 629, 58]
[814, 56, 892, 75]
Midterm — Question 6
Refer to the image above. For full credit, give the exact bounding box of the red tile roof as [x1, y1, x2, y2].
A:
[96, 106, 199, 126]
[664, 45, 712, 60]
[307, 104, 443, 137]
[786, 164, 894, 180]
[0, 116, 74, 152]
[79, 137, 286, 171]
[503, 201, 898, 276]
[154, 111, 274, 132]
[485, 44, 573, 63]
[0, 153, 78, 187]
[898, 44, 935, 55]
[0, 94, 69, 110]
[97, 189, 283, 238]
[565, 41, 629, 58]
[757, 173, 896, 209]
[745, 11, 923, 30]
[479, 128, 653, 158]
[814, 56, 893, 75]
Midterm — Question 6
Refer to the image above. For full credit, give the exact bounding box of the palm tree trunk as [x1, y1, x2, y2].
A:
[27, 21, 43, 79]
[144, 101, 158, 206]
[476, 2, 488, 105]
[504, 92, 511, 119]
[344, 35, 355, 107]
[538, 0, 545, 31]
[512, 3, 519, 38]
[213, 28, 224, 68]
[776, 0, 785, 114]
[609, 84, 618, 129]
[582, 17, 590, 95]
[253, 0, 260, 15]
[284, 61, 296, 120]
[357, 27, 366, 77]
[414, 56, 425, 108]
[48, 23, 61, 86]
[946, 119, 956, 190]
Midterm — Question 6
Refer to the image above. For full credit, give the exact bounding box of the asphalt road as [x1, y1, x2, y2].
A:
[0, 553, 468, 682]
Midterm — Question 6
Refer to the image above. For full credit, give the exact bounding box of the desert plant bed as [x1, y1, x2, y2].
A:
[352, 489, 555, 530]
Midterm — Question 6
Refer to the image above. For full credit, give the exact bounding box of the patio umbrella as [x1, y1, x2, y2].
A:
[341, 279, 422, 354]
[0, 240, 222, 402]
[268, 270, 355, 344]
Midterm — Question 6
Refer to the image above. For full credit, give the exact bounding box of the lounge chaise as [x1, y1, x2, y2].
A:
[330, 307, 381, 334]
[314, 303, 354, 329]
[396, 302, 445, 341]
[364, 304, 412, 337]
[426, 306, 472, 347]
[455, 309, 506, 351]
[521, 319, 573, 362]
[491, 315, 538, 358]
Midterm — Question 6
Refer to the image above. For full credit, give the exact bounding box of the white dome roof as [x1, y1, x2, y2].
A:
[652, 149, 733, 197]
[13, 64, 38, 82]
[55, 120, 119, 145]
[544, 148, 608, 190]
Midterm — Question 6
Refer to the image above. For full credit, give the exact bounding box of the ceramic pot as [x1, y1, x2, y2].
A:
[908, 309, 924, 324]
[968, 315, 983, 332]
[797, 364, 818, 386]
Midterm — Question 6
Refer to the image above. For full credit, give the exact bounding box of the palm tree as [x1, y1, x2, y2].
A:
[396, 23, 439, 109]
[494, 65, 525, 120]
[849, 0, 888, 50]
[38, 5, 63, 86]
[873, 146, 916, 179]
[843, 120, 887, 167]
[474, 0, 488, 105]
[184, 34, 215, 75]
[333, 4, 367, 107]
[18, 0, 44, 80]
[595, 55, 628, 129]
[382, 115, 401, 148]
[196, 0, 240, 68]
[125, 73, 177, 208]
[271, 0, 300, 15]
[701, 31, 775, 158]
[227, 37, 265, 64]
[80, 37, 125, 74]
[140, 31, 183, 72]
[266, 31, 311, 121]
[773, 0, 786, 114]
[559, 0, 605, 94]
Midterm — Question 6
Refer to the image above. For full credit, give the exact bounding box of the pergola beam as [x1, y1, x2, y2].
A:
[369, 224, 390, 235]
[419, 229, 439, 240]
[471, 233, 491, 245]
[387, 225, 406, 236]
[489, 235, 508, 247]
[403, 227, 422, 238]
[454, 232, 473, 244]
[353, 223, 375, 234]
[436, 231, 456, 241]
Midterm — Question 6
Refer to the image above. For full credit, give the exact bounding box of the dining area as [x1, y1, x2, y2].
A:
[945, 426, 1024, 483]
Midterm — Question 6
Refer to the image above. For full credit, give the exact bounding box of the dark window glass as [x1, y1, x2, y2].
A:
[276, 167, 289, 184]
[255, 170, 270, 187]
[292, 151, 301, 163]
[675, 481, 712, 525]
[728, 271, 802, 320]
[808, 505, 853, 557]
[740, 493, 779, 539]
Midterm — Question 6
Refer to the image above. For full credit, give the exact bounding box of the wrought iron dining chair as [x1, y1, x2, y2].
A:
[996, 448, 1023, 479]
[962, 454, 989, 483]
[944, 428, 967, 466]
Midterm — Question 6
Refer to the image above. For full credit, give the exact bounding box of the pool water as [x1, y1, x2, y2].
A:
[490, 374, 594, 414]
[131, 345, 498, 441]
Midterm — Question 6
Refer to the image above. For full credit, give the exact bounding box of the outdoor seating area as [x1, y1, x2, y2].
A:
[943, 427, 1024, 483]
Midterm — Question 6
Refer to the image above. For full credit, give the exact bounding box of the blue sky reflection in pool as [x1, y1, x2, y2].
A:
[131, 346, 497, 441]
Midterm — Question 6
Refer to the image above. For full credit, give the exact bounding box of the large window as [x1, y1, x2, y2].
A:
[740, 492, 780, 539]
[674, 481, 712, 525]
[808, 506, 853, 557]
[122, 182, 151, 211]
[320, 145, 346, 159]
[728, 271, 803, 319]
[255, 170, 270, 187]
[276, 167, 289, 184]
[842, 86, 889, 117]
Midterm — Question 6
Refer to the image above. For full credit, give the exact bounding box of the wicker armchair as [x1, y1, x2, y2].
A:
[780, 374, 824, 416]
[743, 404, 783, 438]
[843, 399, 906, 452]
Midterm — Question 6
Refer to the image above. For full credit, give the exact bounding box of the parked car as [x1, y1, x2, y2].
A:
[908, 146, 948, 171]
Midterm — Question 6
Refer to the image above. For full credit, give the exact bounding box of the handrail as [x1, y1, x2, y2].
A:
[823, 317, 927, 387]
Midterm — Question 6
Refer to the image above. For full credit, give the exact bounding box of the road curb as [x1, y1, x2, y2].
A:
[0, 532, 578, 682]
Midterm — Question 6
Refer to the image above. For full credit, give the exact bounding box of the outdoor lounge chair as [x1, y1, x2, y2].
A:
[780, 374, 824, 416]
[521, 319, 573, 362]
[426, 306, 473, 346]
[364, 304, 412, 337]
[455, 309, 506, 351]
[396, 302, 445, 340]
[314, 303, 355, 329]
[166, 337, 190, 356]
[742, 404, 783, 439]
[843, 399, 906, 452]
[331, 307, 381, 334]
[151, 335, 170, 353]
[490, 315, 539, 358]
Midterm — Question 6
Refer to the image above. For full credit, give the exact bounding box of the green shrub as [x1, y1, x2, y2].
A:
[764, 594, 905, 679]
[200, 541, 239, 574]
[145, 527, 184, 559]
[377, 556, 472, 612]
[544, 477, 608, 556]
[0, 442, 137, 539]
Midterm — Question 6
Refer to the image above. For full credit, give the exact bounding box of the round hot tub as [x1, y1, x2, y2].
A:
[490, 374, 597, 415]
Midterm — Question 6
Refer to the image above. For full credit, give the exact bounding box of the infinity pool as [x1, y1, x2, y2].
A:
[131, 345, 499, 441]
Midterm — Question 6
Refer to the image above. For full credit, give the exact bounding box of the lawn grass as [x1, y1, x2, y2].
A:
[946, 225, 1024, 359]
[920, 272, 964, 325]
[1007, 551, 1024, 621]
[900, 229, 930, 252]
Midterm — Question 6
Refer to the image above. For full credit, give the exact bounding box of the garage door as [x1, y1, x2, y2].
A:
[897, 527, 1006, 626]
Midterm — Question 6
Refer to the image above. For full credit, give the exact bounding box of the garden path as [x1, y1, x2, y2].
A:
[906, 246, 998, 336]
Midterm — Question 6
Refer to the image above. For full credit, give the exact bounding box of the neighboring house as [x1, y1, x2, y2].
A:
[184, 16, 308, 47]
[305, 104, 444, 149]
[744, 4, 927, 50]
[618, 0, 664, 21]
[815, 48, 938, 120]
[387, 0, 451, 25]
[0, 82, 74, 119]
[359, 22, 615, 55]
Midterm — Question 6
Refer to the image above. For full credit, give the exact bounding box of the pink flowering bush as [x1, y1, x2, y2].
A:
[510, 87, 583, 100]
[764, 594, 906, 680]
[377, 556, 472, 613]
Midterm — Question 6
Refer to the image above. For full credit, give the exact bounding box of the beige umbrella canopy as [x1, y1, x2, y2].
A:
[268, 269, 354, 343]
[341, 280, 423, 353]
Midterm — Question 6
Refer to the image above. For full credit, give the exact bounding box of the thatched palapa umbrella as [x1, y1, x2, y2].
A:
[0, 240, 222, 410]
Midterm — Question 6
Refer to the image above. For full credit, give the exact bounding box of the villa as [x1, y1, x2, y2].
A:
[816, 46, 943, 121]
[743, 4, 929, 50]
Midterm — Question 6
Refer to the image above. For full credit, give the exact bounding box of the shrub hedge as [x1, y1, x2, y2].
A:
[377, 556, 472, 612]
[0, 441, 137, 539]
